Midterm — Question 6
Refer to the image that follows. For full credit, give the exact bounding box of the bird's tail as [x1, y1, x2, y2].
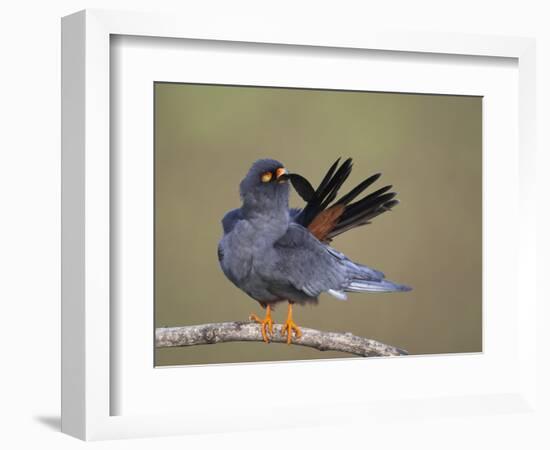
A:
[341, 258, 412, 294]
[345, 278, 412, 293]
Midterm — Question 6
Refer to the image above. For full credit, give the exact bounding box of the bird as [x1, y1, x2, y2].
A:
[217, 157, 411, 344]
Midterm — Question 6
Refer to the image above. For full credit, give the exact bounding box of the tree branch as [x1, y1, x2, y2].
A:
[156, 321, 407, 357]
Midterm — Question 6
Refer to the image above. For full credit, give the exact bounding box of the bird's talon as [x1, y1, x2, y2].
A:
[249, 306, 273, 343]
[282, 321, 302, 344]
[281, 303, 302, 344]
[249, 313, 261, 322]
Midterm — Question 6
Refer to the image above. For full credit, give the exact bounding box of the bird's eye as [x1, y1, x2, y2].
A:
[260, 172, 272, 183]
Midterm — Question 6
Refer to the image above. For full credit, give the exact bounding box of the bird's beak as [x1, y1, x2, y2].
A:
[276, 167, 289, 182]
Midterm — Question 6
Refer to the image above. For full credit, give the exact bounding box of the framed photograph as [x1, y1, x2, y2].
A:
[153, 82, 482, 368]
[61, 9, 537, 440]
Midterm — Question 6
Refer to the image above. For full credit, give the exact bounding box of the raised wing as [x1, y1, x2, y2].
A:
[290, 158, 399, 242]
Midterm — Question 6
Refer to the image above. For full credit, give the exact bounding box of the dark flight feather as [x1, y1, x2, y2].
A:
[291, 158, 400, 242]
[318, 158, 353, 209]
[334, 173, 381, 206]
[316, 157, 341, 195]
[288, 174, 316, 202]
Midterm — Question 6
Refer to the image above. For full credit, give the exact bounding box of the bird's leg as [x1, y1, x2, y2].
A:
[249, 304, 274, 343]
[281, 302, 302, 344]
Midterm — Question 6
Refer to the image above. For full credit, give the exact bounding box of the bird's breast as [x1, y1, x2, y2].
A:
[219, 220, 280, 286]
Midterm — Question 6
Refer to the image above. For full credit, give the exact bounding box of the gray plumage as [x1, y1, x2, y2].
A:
[218, 158, 410, 308]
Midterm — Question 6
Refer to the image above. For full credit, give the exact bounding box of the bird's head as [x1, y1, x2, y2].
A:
[240, 158, 291, 215]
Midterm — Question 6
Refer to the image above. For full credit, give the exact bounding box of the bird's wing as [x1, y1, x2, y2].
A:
[221, 208, 243, 234]
[269, 223, 348, 298]
[270, 224, 409, 298]
[291, 158, 399, 242]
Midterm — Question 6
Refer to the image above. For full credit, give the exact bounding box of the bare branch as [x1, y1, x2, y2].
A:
[156, 321, 407, 357]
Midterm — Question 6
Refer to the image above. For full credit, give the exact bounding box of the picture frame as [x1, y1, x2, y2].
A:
[61, 9, 537, 441]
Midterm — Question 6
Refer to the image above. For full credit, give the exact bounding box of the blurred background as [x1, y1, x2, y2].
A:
[154, 82, 482, 366]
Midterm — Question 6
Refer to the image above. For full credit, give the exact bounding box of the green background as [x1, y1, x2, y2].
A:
[154, 83, 482, 366]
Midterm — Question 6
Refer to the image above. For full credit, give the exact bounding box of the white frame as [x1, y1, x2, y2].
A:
[61, 9, 537, 441]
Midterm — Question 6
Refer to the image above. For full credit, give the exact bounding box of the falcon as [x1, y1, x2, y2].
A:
[218, 158, 410, 344]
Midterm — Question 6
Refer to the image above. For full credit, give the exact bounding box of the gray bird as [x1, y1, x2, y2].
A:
[218, 158, 410, 344]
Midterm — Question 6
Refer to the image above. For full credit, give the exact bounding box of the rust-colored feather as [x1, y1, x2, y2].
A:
[292, 158, 399, 242]
[307, 204, 345, 242]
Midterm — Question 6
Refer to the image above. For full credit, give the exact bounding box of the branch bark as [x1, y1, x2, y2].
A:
[156, 321, 407, 357]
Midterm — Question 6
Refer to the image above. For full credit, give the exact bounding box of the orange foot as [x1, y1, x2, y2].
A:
[249, 305, 274, 343]
[281, 302, 302, 344]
